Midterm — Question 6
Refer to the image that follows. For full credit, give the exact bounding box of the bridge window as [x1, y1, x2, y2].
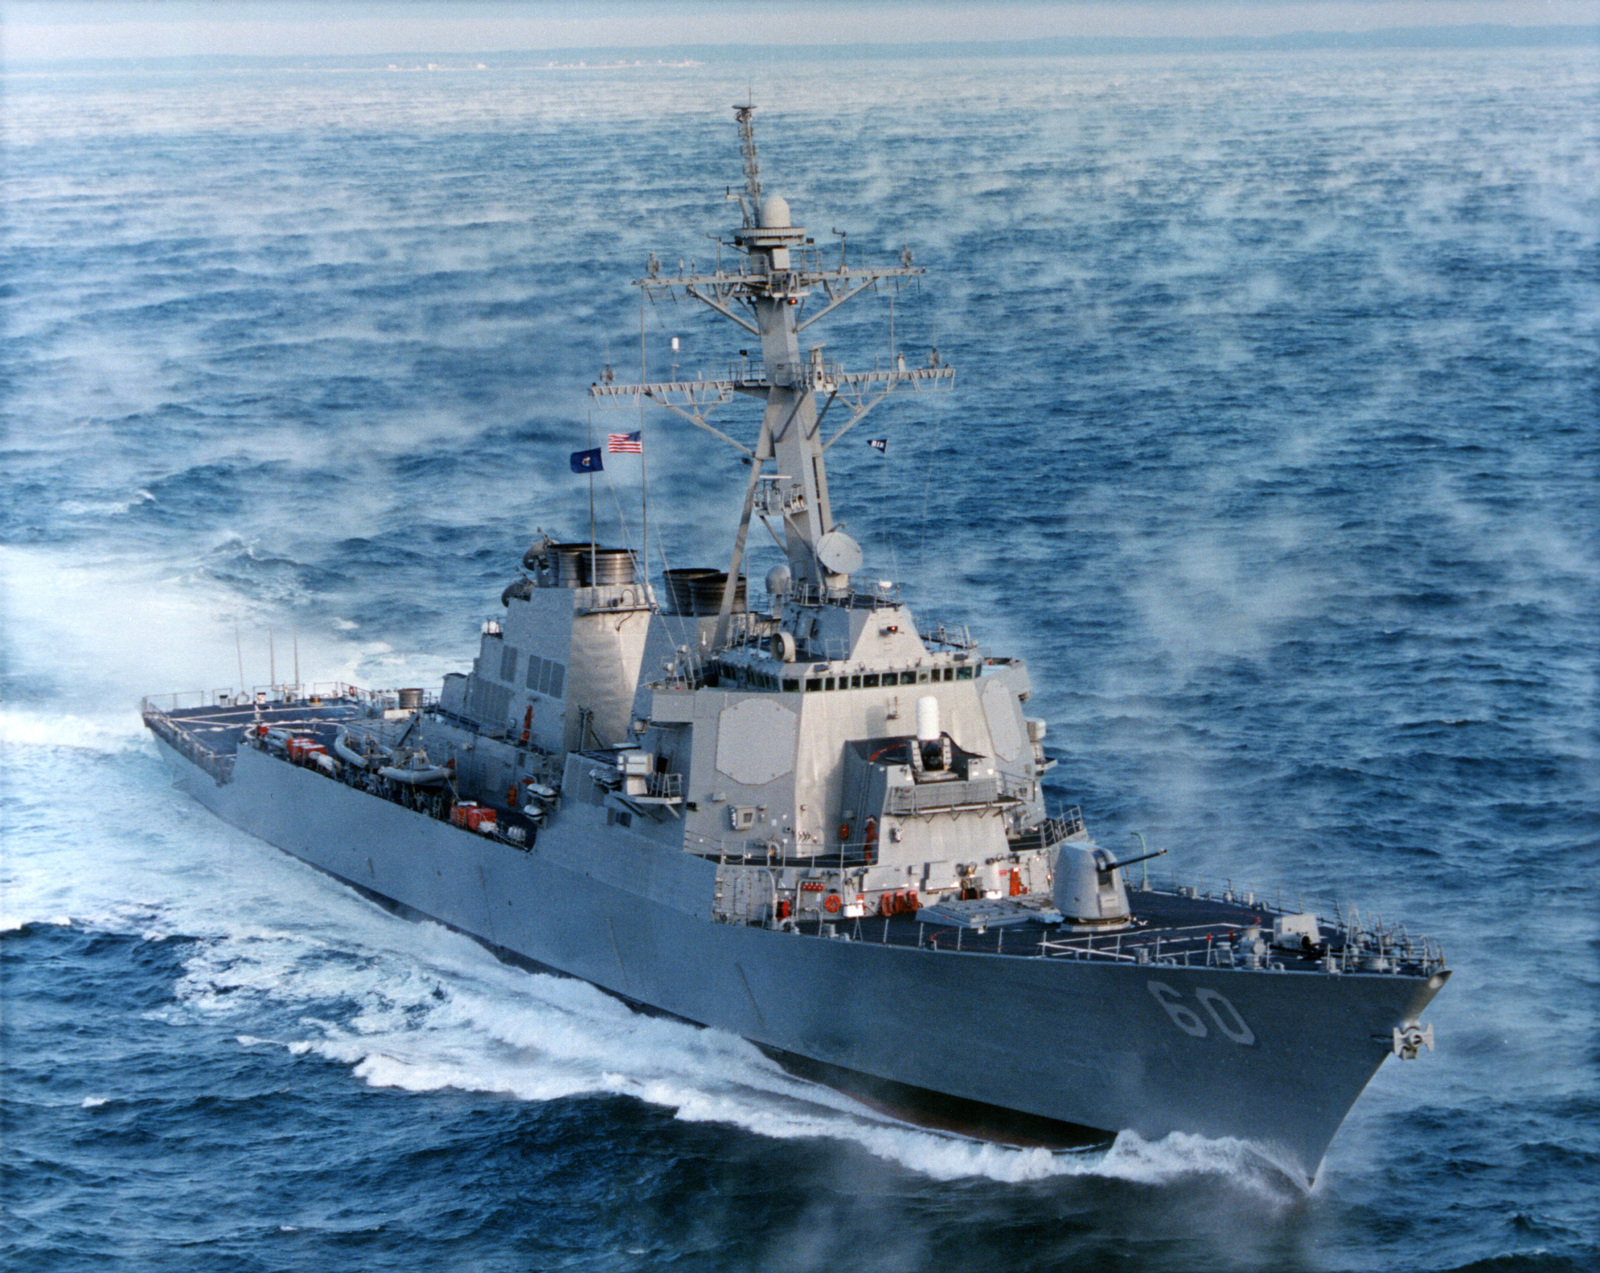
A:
[862, 673, 880, 688]
[955, 666, 973, 681]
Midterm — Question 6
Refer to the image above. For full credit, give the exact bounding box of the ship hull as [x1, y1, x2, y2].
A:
[156, 737, 1441, 1181]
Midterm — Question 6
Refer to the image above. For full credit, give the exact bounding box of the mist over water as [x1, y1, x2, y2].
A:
[4, 48, 1597, 1272]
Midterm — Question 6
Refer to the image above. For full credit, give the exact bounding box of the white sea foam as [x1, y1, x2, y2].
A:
[0, 707, 148, 752]
[0, 543, 450, 722]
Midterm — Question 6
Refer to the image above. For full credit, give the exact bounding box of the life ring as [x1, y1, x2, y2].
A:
[507, 784, 519, 807]
[839, 822, 852, 842]
[823, 894, 842, 914]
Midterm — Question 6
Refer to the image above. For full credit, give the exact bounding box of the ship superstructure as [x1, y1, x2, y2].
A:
[144, 108, 1448, 1183]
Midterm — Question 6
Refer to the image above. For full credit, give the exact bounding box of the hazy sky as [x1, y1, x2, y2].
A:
[4, 0, 1597, 62]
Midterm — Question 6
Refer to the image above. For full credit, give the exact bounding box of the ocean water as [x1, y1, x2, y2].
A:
[3, 47, 1598, 1272]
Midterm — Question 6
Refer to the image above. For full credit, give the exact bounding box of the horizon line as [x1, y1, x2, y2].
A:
[6, 23, 1599, 72]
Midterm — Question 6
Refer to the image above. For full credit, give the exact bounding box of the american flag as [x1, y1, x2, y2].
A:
[607, 431, 643, 454]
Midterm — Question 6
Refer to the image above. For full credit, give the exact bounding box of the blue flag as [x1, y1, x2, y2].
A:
[570, 447, 603, 474]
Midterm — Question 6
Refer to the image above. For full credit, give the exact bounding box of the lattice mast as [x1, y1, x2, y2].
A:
[735, 104, 761, 220]
[592, 106, 953, 641]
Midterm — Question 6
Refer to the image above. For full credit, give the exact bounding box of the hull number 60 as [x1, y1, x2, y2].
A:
[1147, 980, 1257, 1045]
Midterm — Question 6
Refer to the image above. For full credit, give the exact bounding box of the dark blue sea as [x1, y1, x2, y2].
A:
[3, 47, 1597, 1272]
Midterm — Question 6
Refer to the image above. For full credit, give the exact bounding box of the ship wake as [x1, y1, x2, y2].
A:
[5, 732, 1301, 1200]
[184, 903, 1299, 1196]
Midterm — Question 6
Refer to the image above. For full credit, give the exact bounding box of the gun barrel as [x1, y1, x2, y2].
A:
[1102, 847, 1168, 873]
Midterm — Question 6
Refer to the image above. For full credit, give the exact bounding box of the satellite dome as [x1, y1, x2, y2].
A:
[759, 195, 791, 228]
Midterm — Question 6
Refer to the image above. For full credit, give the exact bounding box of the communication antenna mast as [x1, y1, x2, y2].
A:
[592, 106, 953, 646]
[733, 104, 761, 224]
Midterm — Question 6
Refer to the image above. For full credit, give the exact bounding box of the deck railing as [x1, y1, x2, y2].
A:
[141, 703, 235, 784]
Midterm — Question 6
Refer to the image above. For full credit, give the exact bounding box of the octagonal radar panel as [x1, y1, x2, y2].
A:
[815, 529, 863, 576]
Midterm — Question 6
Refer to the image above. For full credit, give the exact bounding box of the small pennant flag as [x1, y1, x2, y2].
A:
[867, 438, 888, 454]
[608, 431, 643, 454]
[570, 447, 603, 474]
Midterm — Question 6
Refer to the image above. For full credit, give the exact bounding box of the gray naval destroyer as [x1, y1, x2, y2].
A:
[144, 107, 1448, 1183]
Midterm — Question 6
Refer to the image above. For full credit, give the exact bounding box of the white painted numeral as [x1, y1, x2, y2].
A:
[1147, 980, 1208, 1037]
[1196, 987, 1256, 1045]
[1147, 981, 1257, 1046]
